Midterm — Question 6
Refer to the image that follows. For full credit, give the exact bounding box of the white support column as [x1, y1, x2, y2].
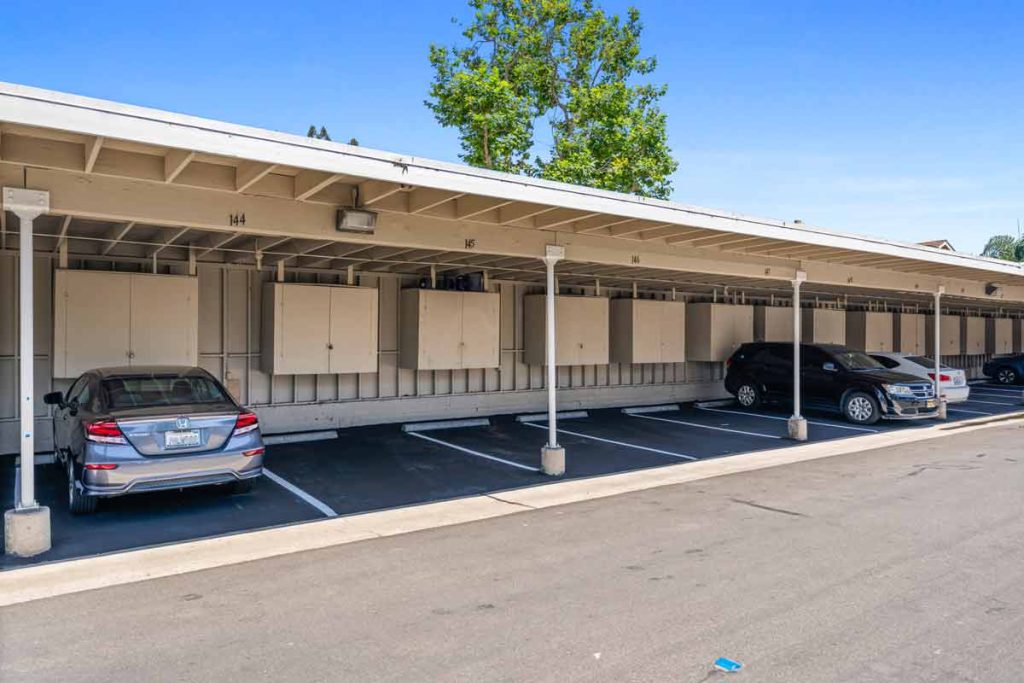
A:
[541, 244, 566, 476]
[788, 271, 808, 441]
[934, 287, 947, 419]
[4, 187, 51, 558]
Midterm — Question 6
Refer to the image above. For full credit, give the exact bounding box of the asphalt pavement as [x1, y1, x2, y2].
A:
[3, 422, 1024, 682]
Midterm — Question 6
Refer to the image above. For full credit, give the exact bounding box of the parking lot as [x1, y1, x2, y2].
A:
[2, 380, 1021, 571]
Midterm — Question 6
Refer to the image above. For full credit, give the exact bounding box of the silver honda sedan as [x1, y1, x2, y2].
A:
[44, 366, 264, 514]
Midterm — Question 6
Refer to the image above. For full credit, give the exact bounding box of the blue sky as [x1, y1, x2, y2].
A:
[3, 0, 1022, 254]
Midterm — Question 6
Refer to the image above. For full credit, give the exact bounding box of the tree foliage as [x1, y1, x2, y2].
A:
[307, 125, 332, 141]
[981, 234, 1024, 262]
[426, 0, 677, 198]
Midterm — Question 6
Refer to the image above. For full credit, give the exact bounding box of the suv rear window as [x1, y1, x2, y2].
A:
[833, 350, 885, 371]
[102, 375, 230, 410]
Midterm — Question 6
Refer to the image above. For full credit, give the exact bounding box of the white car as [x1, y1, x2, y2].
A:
[868, 352, 970, 403]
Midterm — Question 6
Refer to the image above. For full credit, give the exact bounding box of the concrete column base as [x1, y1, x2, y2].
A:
[4, 506, 51, 557]
[541, 446, 565, 476]
[937, 398, 948, 420]
[787, 417, 808, 441]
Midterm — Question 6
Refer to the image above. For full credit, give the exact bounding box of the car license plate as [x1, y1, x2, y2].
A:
[165, 429, 201, 448]
[954, 377, 964, 386]
[925, 399, 936, 408]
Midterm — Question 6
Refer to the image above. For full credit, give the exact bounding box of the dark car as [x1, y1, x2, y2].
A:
[982, 354, 1024, 385]
[724, 342, 939, 424]
[44, 366, 264, 514]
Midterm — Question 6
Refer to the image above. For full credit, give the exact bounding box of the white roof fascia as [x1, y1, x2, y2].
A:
[1, 81, 1021, 280]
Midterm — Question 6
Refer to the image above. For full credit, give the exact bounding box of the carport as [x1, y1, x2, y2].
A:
[3, 81, 1024, 557]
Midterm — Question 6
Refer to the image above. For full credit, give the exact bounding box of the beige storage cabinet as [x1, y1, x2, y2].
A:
[685, 303, 754, 362]
[54, 269, 198, 378]
[987, 318, 1013, 355]
[609, 299, 685, 364]
[846, 311, 894, 352]
[802, 308, 846, 345]
[400, 289, 500, 370]
[962, 316, 985, 355]
[925, 315, 962, 356]
[754, 306, 792, 342]
[262, 282, 379, 375]
[895, 313, 926, 354]
[523, 295, 609, 366]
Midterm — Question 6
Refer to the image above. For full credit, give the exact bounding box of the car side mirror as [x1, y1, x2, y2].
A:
[43, 391, 65, 408]
[822, 362, 837, 372]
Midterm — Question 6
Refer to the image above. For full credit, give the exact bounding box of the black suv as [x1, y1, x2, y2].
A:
[724, 342, 939, 424]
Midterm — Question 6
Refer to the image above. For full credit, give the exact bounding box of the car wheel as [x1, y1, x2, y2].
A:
[735, 382, 762, 409]
[229, 479, 253, 495]
[67, 458, 98, 515]
[843, 391, 880, 425]
[996, 367, 1018, 385]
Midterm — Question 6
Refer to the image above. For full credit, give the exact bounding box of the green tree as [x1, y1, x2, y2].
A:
[982, 234, 1022, 261]
[307, 125, 331, 141]
[426, 0, 677, 198]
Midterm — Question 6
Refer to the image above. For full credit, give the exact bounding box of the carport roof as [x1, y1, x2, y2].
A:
[1, 81, 1024, 307]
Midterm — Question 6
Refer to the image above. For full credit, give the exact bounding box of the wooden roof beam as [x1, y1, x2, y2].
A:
[164, 149, 195, 183]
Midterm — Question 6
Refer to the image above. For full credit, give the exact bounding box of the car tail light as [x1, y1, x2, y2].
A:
[84, 463, 118, 470]
[927, 373, 952, 382]
[85, 420, 127, 445]
[725, 358, 733, 368]
[234, 411, 259, 436]
[242, 447, 264, 457]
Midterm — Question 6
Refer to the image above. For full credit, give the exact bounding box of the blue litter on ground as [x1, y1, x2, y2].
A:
[714, 657, 743, 673]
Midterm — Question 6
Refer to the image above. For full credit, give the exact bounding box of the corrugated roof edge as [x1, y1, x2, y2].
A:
[1, 81, 1021, 280]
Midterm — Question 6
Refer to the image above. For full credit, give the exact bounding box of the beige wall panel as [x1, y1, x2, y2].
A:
[129, 273, 199, 367]
[753, 306, 793, 342]
[895, 313, 926, 354]
[53, 269, 132, 377]
[198, 266, 223, 354]
[846, 311, 894, 352]
[459, 291, 501, 369]
[925, 315, 963, 356]
[399, 289, 460, 370]
[659, 301, 686, 363]
[987, 318, 1013, 355]
[1015, 319, 1024, 353]
[523, 295, 609, 366]
[226, 270, 250, 354]
[686, 303, 753, 362]
[802, 308, 846, 345]
[328, 286, 379, 374]
[963, 316, 986, 355]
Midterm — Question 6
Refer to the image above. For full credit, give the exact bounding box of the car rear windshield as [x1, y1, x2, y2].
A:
[102, 375, 230, 410]
[907, 356, 937, 369]
[833, 350, 885, 371]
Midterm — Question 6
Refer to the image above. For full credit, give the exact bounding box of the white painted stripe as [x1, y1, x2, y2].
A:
[516, 410, 589, 423]
[962, 398, 1018, 406]
[622, 404, 679, 415]
[263, 468, 338, 517]
[402, 418, 491, 432]
[262, 430, 337, 446]
[947, 407, 993, 416]
[969, 387, 1024, 396]
[697, 406, 878, 433]
[522, 420, 697, 460]
[631, 413, 782, 440]
[407, 431, 540, 472]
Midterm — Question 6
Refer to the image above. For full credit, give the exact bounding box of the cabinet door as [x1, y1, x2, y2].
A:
[54, 270, 132, 377]
[555, 297, 581, 366]
[277, 284, 331, 374]
[658, 301, 686, 363]
[328, 287, 379, 373]
[417, 290, 462, 369]
[574, 297, 609, 365]
[130, 274, 198, 367]
[630, 301, 663, 364]
[459, 292, 500, 369]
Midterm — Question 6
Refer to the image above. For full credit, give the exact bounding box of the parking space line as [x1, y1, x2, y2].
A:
[696, 406, 878, 433]
[521, 421, 697, 460]
[969, 388, 1023, 397]
[407, 431, 541, 473]
[631, 413, 782, 440]
[948, 407, 993, 416]
[962, 398, 1018, 406]
[968, 385, 1022, 393]
[263, 468, 338, 517]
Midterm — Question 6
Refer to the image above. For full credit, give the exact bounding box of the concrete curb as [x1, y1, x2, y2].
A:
[2, 411, 1022, 607]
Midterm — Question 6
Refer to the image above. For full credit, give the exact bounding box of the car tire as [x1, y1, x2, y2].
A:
[842, 391, 880, 425]
[995, 367, 1018, 385]
[735, 382, 762, 409]
[229, 479, 253, 495]
[67, 458, 98, 515]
